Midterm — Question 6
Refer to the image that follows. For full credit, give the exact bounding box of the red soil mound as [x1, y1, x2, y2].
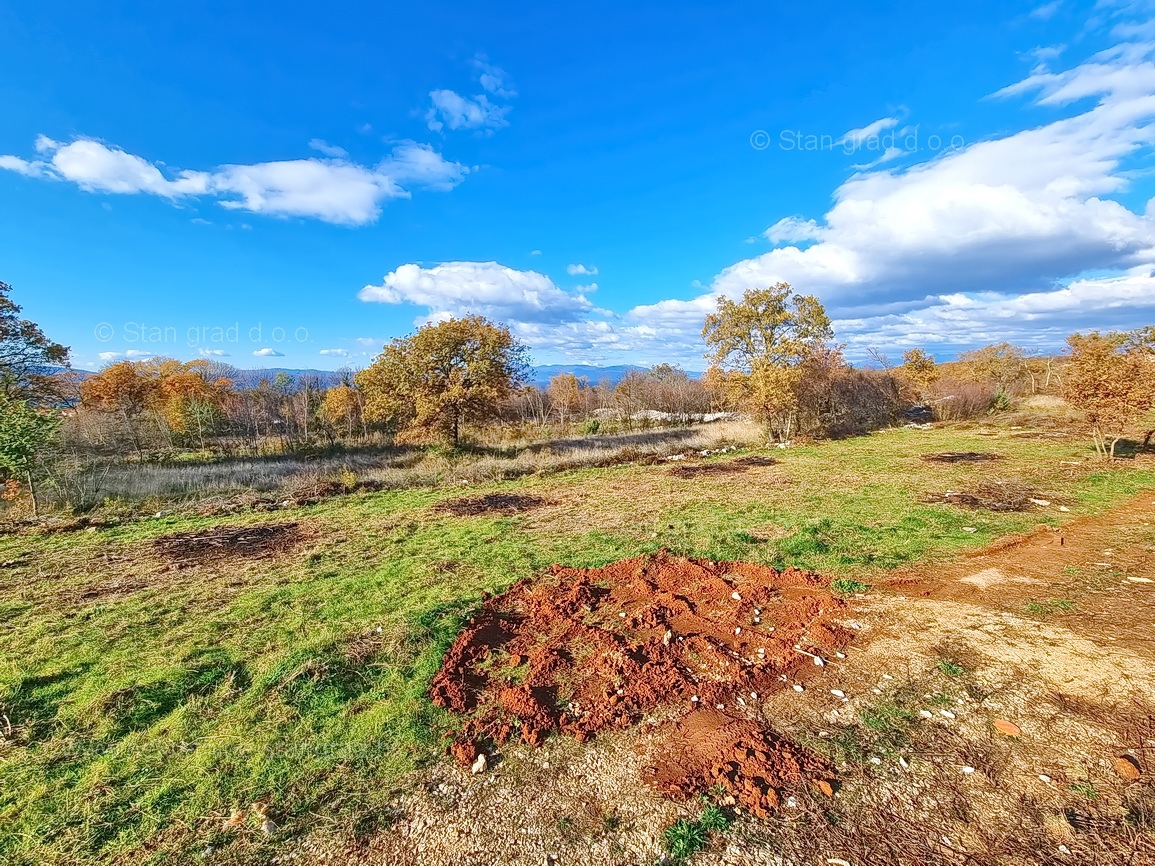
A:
[430, 551, 851, 814]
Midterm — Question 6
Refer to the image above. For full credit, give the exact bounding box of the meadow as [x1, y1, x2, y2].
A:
[2, 420, 1153, 864]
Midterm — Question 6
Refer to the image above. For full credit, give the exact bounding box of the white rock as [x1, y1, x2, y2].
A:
[940, 710, 956, 719]
[831, 689, 846, 698]
[793, 684, 805, 692]
[919, 710, 934, 719]
[961, 766, 975, 774]
[471, 754, 488, 774]
[732, 591, 742, 601]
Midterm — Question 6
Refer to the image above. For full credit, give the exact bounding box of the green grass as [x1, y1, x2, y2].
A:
[937, 660, 966, 677]
[1025, 598, 1076, 615]
[831, 578, 870, 595]
[659, 802, 731, 864]
[0, 424, 1152, 864]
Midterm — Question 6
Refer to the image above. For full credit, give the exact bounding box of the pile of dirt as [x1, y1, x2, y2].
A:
[152, 522, 301, 565]
[921, 480, 1045, 512]
[430, 551, 850, 814]
[920, 452, 1001, 463]
[434, 493, 548, 517]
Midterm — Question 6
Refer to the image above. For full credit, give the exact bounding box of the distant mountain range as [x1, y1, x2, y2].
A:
[525, 364, 652, 387]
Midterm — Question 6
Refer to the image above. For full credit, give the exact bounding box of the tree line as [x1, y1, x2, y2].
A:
[1, 279, 1153, 515]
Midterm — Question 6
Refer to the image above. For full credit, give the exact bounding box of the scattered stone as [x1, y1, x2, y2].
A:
[471, 754, 488, 774]
[940, 710, 956, 719]
[993, 719, 1022, 737]
[1114, 755, 1142, 781]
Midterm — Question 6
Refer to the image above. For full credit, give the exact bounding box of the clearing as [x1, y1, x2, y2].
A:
[1, 423, 1153, 865]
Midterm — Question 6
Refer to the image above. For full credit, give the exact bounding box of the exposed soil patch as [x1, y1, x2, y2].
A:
[921, 480, 1046, 512]
[152, 522, 302, 566]
[731, 455, 779, 467]
[430, 551, 850, 815]
[920, 451, 1002, 463]
[667, 462, 749, 479]
[434, 493, 548, 517]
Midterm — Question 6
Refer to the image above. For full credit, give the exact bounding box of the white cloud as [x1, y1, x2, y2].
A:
[631, 42, 1155, 358]
[198, 348, 229, 357]
[0, 155, 44, 177]
[98, 351, 121, 362]
[834, 267, 1155, 356]
[319, 348, 349, 357]
[840, 116, 902, 149]
[0, 136, 467, 225]
[474, 57, 517, 98]
[308, 139, 348, 158]
[253, 347, 285, 357]
[425, 90, 510, 132]
[566, 263, 598, 276]
[426, 57, 516, 133]
[530, 249, 542, 256]
[359, 261, 598, 324]
[1031, 1, 1062, 20]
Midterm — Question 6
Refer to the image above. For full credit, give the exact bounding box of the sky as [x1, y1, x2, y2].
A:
[1, 0, 1154, 372]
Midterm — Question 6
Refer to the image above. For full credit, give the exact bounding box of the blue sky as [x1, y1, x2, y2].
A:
[2, 0, 1154, 372]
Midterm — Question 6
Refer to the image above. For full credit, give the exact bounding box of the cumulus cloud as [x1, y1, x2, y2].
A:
[359, 261, 598, 325]
[319, 348, 349, 357]
[252, 347, 284, 357]
[626, 41, 1155, 357]
[566, 263, 598, 276]
[0, 136, 467, 225]
[426, 56, 516, 133]
[425, 90, 509, 132]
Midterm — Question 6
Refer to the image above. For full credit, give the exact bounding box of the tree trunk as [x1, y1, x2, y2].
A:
[26, 470, 38, 517]
[1143, 430, 1154, 452]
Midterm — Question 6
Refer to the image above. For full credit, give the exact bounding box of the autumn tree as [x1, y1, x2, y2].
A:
[702, 284, 832, 440]
[1061, 332, 1155, 458]
[0, 280, 70, 401]
[80, 358, 232, 454]
[80, 361, 157, 456]
[958, 342, 1026, 394]
[355, 316, 528, 446]
[899, 348, 940, 396]
[0, 395, 60, 515]
[548, 373, 584, 423]
[319, 383, 365, 441]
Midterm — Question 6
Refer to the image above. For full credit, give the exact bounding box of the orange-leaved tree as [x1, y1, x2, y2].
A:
[355, 316, 528, 446]
[1061, 331, 1155, 458]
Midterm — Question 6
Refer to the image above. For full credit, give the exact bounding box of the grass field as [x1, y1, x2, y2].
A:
[2, 423, 1153, 865]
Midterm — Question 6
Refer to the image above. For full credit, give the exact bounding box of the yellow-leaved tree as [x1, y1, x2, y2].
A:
[355, 316, 528, 446]
[702, 284, 832, 441]
[1061, 331, 1155, 458]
